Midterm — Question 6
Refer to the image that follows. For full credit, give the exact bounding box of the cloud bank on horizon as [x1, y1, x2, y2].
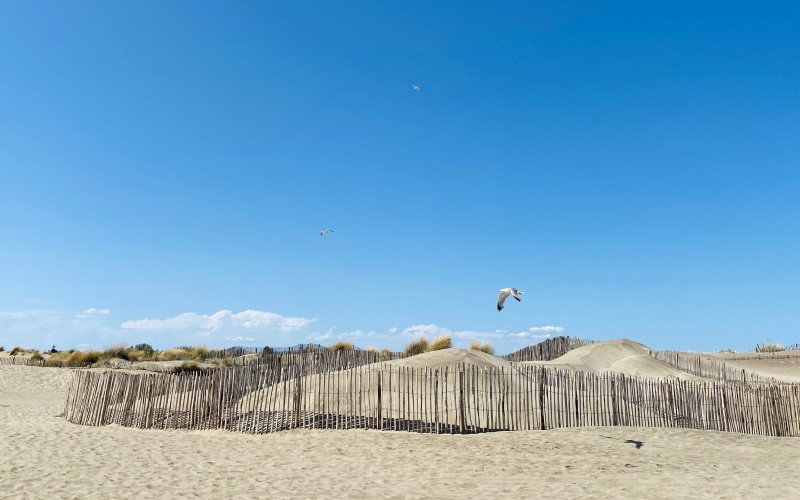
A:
[0, 307, 565, 353]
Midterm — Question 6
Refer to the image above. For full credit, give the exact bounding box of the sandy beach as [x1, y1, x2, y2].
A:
[2, 362, 800, 499]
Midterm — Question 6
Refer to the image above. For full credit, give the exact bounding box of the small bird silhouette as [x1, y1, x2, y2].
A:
[411, 84, 422, 91]
[497, 288, 523, 311]
[320, 229, 334, 236]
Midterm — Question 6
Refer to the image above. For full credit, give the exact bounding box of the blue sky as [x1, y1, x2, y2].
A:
[1, 1, 798, 353]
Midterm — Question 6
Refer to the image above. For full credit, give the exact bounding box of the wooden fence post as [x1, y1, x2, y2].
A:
[377, 371, 382, 430]
[458, 369, 466, 434]
[611, 378, 618, 426]
[538, 367, 545, 430]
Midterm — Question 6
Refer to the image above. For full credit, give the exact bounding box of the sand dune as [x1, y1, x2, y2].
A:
[388, 347, 512, 369]
[518, 339, 707, 380]
[711, 355, 800, 383]
[3, 363, 800, 498]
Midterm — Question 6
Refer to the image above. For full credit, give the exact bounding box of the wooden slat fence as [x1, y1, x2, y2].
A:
[232, 349, 405, 369]
[648, 350, 777, 384]
[503, 336, 592, 362]
[64, 363, 800, 437]
[0, 356, 45, 367]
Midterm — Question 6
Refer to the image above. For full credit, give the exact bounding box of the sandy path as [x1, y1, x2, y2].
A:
[2, 365, 799, 499]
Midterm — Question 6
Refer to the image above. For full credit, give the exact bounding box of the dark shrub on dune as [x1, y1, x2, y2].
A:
[403, 337, 430, 356]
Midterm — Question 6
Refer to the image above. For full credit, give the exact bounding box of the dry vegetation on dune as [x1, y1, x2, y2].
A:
[328, 341, 355, 351]
[403, 337, 430, 356]
[41, 344, 221, 368]
[398, 336, 467, 356]
[755, 340, 787, 353]
[428, 335, 452, 351]
[9, 346, 34, 356]
[469, 341, 495, 355]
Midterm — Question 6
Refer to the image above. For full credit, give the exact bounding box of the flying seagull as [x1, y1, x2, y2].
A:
[497, 288, 523, 311]
[320, 229, 334, 236]
[411, 84, 421, 91]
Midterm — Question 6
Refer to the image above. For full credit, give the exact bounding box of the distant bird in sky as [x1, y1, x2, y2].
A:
[320, 229, 334, 236]
[497, 288, 523, 311]
[411, 84, 421, 91]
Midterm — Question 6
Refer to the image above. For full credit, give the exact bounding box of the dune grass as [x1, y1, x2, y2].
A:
[172, 361, 212, 374]
[328, 340, 355, 351]
[469, 341, 495, 355]
[40, 343, 219, 367]
[428, 335, 452, 351]
[755, 341, 785, 353]
[46, 350, 102, 367]
[403, 337, 430, 356]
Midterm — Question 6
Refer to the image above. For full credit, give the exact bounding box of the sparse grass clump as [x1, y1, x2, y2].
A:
[10, 346, 24, 356]
[380, 348, 393, 356]
[104, 343, 131, 361]
[404, 337, 430, 356]
[156, 346, 213, 361]
[469, 341, 495, 355]
[125, 349, 148, 362]
[158, 348, 189, 361]
[716, 348, 735, 354]
[211, 358, 233, 368]
[191, 345, 214, 360]
[328, 340, 355, 351]
[46, 350, 102, 367]
[30, 352, 44, 362]
[172, 361, 210, 374]
[428, 335, 452, 351]
[756, 341, 785, 353]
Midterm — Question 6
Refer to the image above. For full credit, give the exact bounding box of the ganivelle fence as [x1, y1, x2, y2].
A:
[0, 356, 45, 366]
[64, 361, 800, 437]
[647, 350, 778, 384]
[503, 336, 592, 362]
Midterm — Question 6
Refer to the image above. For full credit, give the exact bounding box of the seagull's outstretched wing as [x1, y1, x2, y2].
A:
[320, 229, 334, 236]
[497, 289, 511, 311]
[498, 288, 524, 311]
[411, 84, 421, 91]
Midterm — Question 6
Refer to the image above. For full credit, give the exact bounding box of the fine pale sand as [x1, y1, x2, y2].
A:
[3, 362, 800, 499]
[519, 339, 706, 380]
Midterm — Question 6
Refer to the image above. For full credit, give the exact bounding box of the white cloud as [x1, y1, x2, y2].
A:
[226, 336, 255, 343]
[334, 329, 384, 339]
[307, 332, 335, 343]
[75, 308, 110, 319]
[529, 325, 565, 333]
[509, 332, 552, 339]
[121, 309, 316, 333]
[388, 327, 399, 334]
[306, 326, 388, 344]
[231, 310, 314, 331]
[402, 326, 502, 341]
[401, 324, 448, 338]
